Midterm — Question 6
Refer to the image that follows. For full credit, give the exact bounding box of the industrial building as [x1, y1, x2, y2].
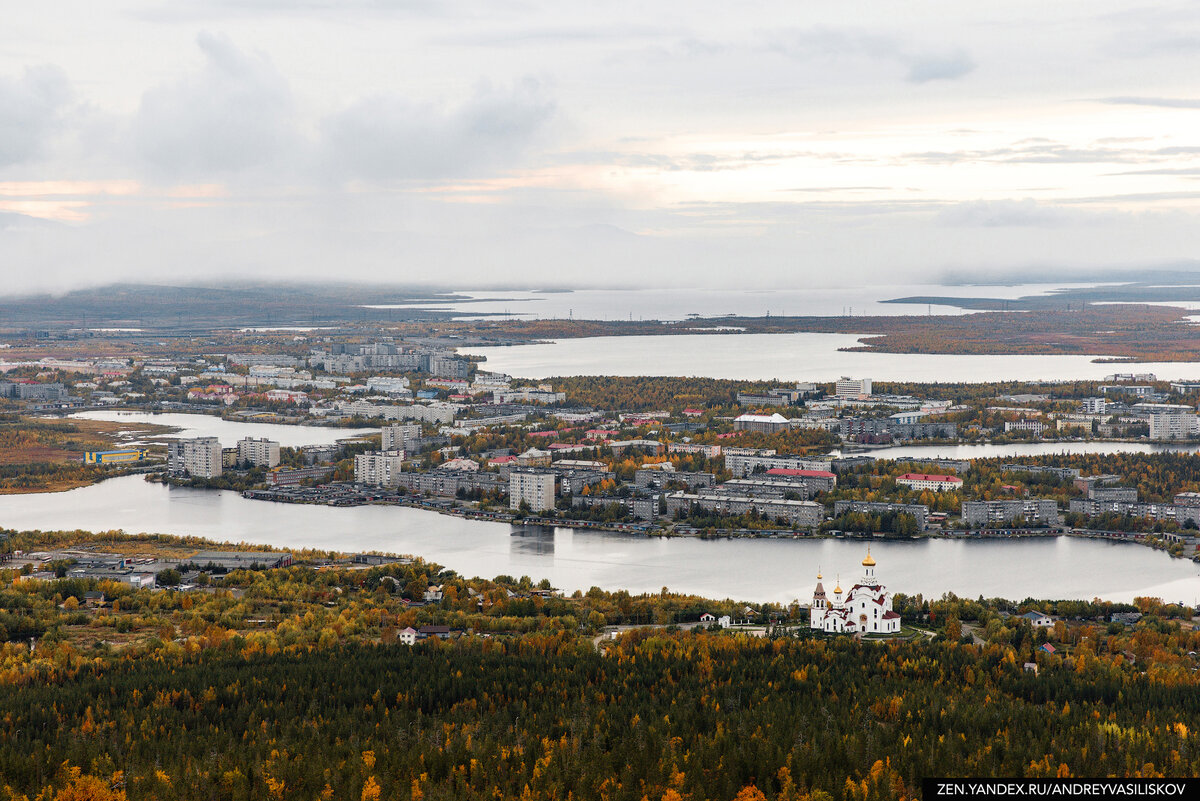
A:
[83, 449, 150, 465]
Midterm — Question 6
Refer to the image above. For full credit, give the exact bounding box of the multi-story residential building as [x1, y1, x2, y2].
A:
[366, 376, 412, 395]
[1068, 498, 1178, 522]
[1004, 420, 1046, 435]
[664, 491, 822, 528]
[236, 437, 280, 469]
[763, 468, 837, 493]
[667, 442, 722, 458]
[634, 469, 716, 491]
[1150, 411, 1200, 441]
[1089, 486, 1138, 503]
[334, 401, 457, 424]
[266, 465, 336, 486]
[733, 413, 791, 434]
[1099, 384, 1155, 396]
[835, 377, 872, 398]
[429, 354, 471, 380]
[167, 437, 223, 479]
[395, 470, 506, 497]
[510, 470, 557, 511]
[1081, 397, 1107, 415]
[1000, 464, 1079, 480]
[896, 473, 963, 492]
[832, 500, 929, 529]
[961, 499, 1060, 527]
[382, 423, 422, 452]
[354, 450, 405, 487]
[1174, 492, 1200, 526]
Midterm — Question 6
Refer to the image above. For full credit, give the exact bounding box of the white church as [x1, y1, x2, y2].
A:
[809, 549, 901, 635]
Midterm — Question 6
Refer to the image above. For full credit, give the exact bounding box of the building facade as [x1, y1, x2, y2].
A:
[810, 550, 901, 634]
[382, 423, 422, 452]
[354, 450, 405, 487]
[236, 437, 281, 468]
[167, 437, 223, 479]
[510, 470, 557, 511]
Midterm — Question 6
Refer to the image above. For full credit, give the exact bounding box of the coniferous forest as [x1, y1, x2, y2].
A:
[1, 531, 1198, 800]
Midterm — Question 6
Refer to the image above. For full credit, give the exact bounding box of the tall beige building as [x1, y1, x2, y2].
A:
[237, 437, 280, 468]
[167, 437, 223, 479]
[354, 450, 405, 487]
[509, 470, 556, 511]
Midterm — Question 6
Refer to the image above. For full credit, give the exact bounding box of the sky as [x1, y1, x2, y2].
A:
[2, 0, 1200, 294]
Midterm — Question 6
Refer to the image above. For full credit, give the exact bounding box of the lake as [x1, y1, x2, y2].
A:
[66, 411, 375, 448]
[364, 283, 1111, 322]
[849, 441, 1200, 461]
[1, 475, 1196, 605]
[462, 332, 1200, 383]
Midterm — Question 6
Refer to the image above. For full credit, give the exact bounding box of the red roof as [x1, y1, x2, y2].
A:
[882, 611, 900, 619]
[683, 408, 704, 416]
[488, 456, 517, 464]
[897, 473, 962, 483]
[528, 430, 558, 438]
[766, 468, 836, 479]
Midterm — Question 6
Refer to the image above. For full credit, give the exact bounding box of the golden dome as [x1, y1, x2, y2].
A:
[862, 548, 876, 567]
[834, 575, 842, 594]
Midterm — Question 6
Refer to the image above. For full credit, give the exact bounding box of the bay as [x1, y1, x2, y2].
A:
[462, 332, 1200, 382]
[1, 475, 1196, 605]
[66, 411, 375, 448]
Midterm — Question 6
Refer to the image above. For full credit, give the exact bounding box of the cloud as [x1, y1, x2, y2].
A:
[0, 65, 72, 169]
[904, 141, 1200, 166]
[937, 199, 1075, 227]
[906, 51, 975, 83]
[319, 78, 555, 181]
[768, 27, 975, 84]
[132, 33, 298, 176]
[1097, 96, 1200, 109]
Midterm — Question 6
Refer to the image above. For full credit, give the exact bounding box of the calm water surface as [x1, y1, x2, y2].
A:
[851, 442, 1200, 461]
[66, 411, 375, 448]
[463, 333, 1200, 383]
[365, 283, 1111, 322]
[2, 475, 1196, 605]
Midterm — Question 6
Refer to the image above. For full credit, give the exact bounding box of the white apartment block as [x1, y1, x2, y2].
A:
[1150, 412, 1200, 441]
[509, 470, 557, 511]
[1081, 397, 1106, 415]
[167, 437, 223, 479]
[1004, 420, 1046, 435]
[355, 450, 405, 487]
[835, 377, 872, 398]
[236, 437, 280, 468]
[382, 423, 422, 451]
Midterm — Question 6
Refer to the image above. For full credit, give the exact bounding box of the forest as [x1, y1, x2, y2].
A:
[1, 530, 1199, 799]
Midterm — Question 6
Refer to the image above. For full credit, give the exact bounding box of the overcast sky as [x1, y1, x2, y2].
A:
[2, 1, 1200, 294]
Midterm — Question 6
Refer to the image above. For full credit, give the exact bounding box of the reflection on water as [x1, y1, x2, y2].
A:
[510, 525, 556, 556]
[0, 475, 1196, 604]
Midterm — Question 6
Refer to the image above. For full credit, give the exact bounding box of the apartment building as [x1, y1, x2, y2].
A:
[167, 437, 223, 479]
[236, 437, 280, 468]
[354, 450, 405, 487]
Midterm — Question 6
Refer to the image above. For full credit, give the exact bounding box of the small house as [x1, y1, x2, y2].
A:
[1021, 611, 1053, 628]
